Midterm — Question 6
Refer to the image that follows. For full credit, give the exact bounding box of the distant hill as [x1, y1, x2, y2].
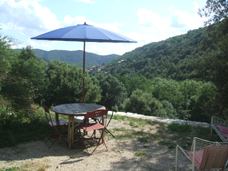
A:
[91, 26, 214, 81]
[31, 49, 119, 69]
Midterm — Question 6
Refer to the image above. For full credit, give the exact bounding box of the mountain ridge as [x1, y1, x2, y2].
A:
[31, 49, 119, 69]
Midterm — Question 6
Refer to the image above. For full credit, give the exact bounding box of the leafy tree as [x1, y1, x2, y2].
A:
[1, 46, 45, 112]
[123, 89, 162, 116]
[198, 0, 228, 26]
[43, 60, 101, 106]
[189, 82, 218, 122]
[0, 34, 17, 92]
[116, 74, 153, 97]
[151, 78, 189, 119]
[159, 100, 178, 119]
[94, 73, 127, 111]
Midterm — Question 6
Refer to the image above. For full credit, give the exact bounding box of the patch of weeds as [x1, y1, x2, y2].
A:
[146, 119, 153, 124]
[112, 127, 135, 140]
[178, 142, 189, 150]
[112, 128, 151, 141]
[45, 165, 51, 169]
[130, 121, 137, 127]
[135, 151, 147, 157]
[158, 140, 176, 149]
[167, 123, 191, 134]
[113, 127, 126, 132]
[152, 133, 162, 140]
[132, 131, 151, 143]
[137, 136, 149, 143]
[111, 115, 125, 120]
[192, 126, 219, 141]
[127, 118, 148, 127]
[0, 167, 19, 171]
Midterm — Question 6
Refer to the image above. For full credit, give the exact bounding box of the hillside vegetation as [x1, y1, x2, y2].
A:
[100, 27, 210, 81]
[26, 49, 119, 69]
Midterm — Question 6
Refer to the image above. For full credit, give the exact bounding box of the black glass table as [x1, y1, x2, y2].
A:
[52, 103, 104, 149]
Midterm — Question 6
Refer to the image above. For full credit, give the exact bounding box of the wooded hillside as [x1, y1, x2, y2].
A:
[25, 49, 119, 69]
[98, 27, 211, 81]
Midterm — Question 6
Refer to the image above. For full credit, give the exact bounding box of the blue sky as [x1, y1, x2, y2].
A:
[0, 0, 207, 55]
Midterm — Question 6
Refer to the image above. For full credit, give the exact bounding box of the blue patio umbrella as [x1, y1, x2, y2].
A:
[31, 22, 137, 103]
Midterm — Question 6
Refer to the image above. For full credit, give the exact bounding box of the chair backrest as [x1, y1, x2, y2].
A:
[43, 105, 54, 126]
[86, 109, 108, 126]
[199, 145, 228, 170]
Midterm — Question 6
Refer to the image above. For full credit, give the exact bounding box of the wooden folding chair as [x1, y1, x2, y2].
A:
[92, 111, 115, 138]
[78, 109, 108, 154]
[43, 105, 68, 149]
[175, 137, 228, 171]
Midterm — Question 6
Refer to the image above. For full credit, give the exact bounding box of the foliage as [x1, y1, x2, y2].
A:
[94, 73, 127, 111]
[0, 105, 52, 148]
[99, 27, 209, 81]
[43, 60, 101, 106]
[0, 34, 17, 92]
[151, 78, 217, 121]
[123, 89, 162, 116]
[1, 46, 45, 113]
[198, 0, 228, 26]
[116, 74, 153, 97]
[134, 151, 147, 157]
[121, 78, 216, 121]
[0, 167, 20, 171]
[167, 123, 192, 134]
[198, 0, 228, 117]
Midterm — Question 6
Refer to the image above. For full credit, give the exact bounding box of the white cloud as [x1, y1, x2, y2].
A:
[29, 39, 51, 49]
[62, 15, 88, 26]
[95, 23, 123, 33]
[169, 5, 174, 12]
[137, 8, 161, 26]
[76, 0, 95, 4]
[136, 2, 205, 45]
[87, 43, 138, 55]
[61, 16, 122, 33]
[0, 0, 60, 36]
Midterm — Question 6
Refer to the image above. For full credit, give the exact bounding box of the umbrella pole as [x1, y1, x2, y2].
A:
[83, 40, 85, 103]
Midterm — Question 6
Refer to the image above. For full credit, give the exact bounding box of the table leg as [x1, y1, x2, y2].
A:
[55, 113, 60, 125]
[55, 113, 60, 137]
[68, 115, 75, 149]
[102, 115, 105, 143]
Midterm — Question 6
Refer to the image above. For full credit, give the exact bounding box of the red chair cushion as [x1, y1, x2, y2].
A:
[80, 123, 105, 131]
[187, 150, 204, 168]
[217, 125, 228, 134]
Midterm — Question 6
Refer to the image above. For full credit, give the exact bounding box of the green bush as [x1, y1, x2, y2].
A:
[123, 89, 162, 116]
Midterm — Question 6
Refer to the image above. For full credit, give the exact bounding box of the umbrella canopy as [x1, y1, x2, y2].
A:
[31, 22, 137, 103]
